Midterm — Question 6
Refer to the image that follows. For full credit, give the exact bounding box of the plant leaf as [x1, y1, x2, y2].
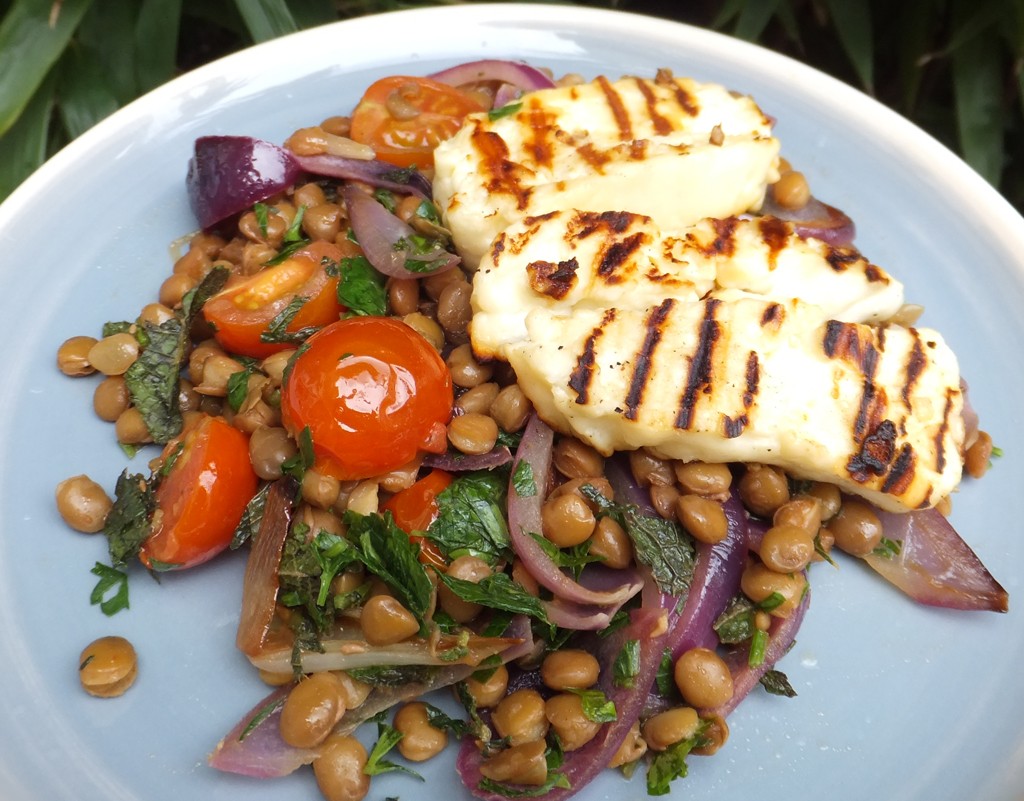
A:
[136, 0, 184, 92]
[0, 67, 55, 198]
[823, 0, 874, 92]
[232, 0, 297, 42]
[286, 0, 338, 28]
[57, 44, 119, 139]
[951, 25, 1004, 184]
[0, 0, 95, 137]
[733, 0, 783, 42]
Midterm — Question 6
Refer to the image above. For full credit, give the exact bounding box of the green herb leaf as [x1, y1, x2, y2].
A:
[526, 533, 599, 579]
[511, 460, 536, 497]
[436, 572, 550, 625]
[759, 669, 797, 698]
[613, 639, 640, 689]
[253, 201, 270, 236]
[284, 205, 306, 242]
[311, 531, 361, 606]
[567, 688, 617, 723]
[713, 595, 757, 645]
[331, 255, 387, 317]
[239, 695, 285, 742]
[260, 295, 320, 345]
[365, 721, 423, 779]
[427, 470, 512, 565]
[757, 591, 785, 612]
[872, 537, 902, 559]
[347, 511, 433, 622]
[423, 702, 474, 738]
[263, 238, 312, 267]
[89, 562, 130, 616]
[281, 426, 315, 481]
[230, 482, 270, 549]
[748, 627, 768, 667]
[646, 726, 707, 795]
[226, 365, 256, 412]
[103, 471, 155, 567]
[488, 101, 522, 121]
[347, 664, 439, 687]
[655, 648, 675, 696]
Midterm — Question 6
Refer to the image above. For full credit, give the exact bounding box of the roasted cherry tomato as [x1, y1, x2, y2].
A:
[382, 469, 453, 568]
[202, 240, 345, 359]
[281, 317, 453, 481]
[140, 415, 259, 570]
[349, 76, 486, 169]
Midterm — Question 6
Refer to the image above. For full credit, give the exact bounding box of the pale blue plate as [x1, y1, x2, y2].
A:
[0, 5, 1021, 800]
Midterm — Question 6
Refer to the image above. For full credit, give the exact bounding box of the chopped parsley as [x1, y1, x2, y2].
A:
[567, 688, 617, 723]
[488, 101, 522, 121]
[436, 572, 551, 625]
[365, 720, 423, 779]
[612, 639, 641, 688]
[89, 562, 130, 616]
[645, 724, 709, 795]
[511, 460, 537, 497]
[328, 255, 387, 317]
[759, 668, 798, 697]
[427, 470, 512, 565]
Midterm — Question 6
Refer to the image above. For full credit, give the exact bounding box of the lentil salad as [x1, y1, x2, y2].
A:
[53, 58, 1007, 801]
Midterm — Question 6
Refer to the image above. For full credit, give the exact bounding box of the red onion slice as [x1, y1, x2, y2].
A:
[342, 184, 459, 279]
[295, 153, 431, 197]
[508, 415, 643, 608]
[757, 195, 856, 247]
[863, 507, 1008, 612]
[706, 585, 811, 718]
[428, 59, 556, 93]
[236, 479, 295, 658]
[422, 446, 513, 472]
[187, 136, 302, 229]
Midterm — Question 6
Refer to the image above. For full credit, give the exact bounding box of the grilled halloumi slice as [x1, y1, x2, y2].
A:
[506, 298, 963, 512]
[471, 209, 904, 360]
[433, 73, 780, 268]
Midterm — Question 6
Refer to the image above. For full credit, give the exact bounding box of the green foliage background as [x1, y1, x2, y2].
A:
[1, 0, 1022, 213]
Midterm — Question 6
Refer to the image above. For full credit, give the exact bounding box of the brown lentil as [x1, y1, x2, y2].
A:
[630, 449, 675, 486]
[360, 595, 419, 646]
[489, 383, 532, 432]
[608, 720, 648, 767]
[79, 635, 137, 697]
[642, 706, 701, 751]
[737, 464, 790, 517]
[965, 430, 993, 479]
[438, 554, 491, 623]
[447, 412, 499, 455]
[394, 701, 448, 761]
[740, 560, 807, 617]
[800, 482, 841, 520]
[159, 272, 197, 307]
[829, 500, 883, 557]
[541, 493, 596, 548]
[650, 483, 681, 519]
[249, 426, 298, 480]
[302, 203, 343, 241]
[773, 497, 822, 533]
[436, 280, 473, 338]
[114, 407, 152, 445]
[279, 672, 347, 749]
[673, 647, 734, 709]
[455, 382, 499, 415]
[401, 312, 444, 351]
[302, 470, 342, 510]
[55, 475, 112, 533]
[675, 494, 728, 543]
[759, 523, 816, 573]
[692, 714, 730, 756]
[313, 735, 371, 801]
[588, 516, 633, 569]
[387, 277, 420, 316]
[93, 376, 130, 422]
[673, 461, 732, 498]
[479, 739, 548, 786]
[491, 688, 549, 746]
[463, 664, 509, 709]
[544, 693, 601, 751]
[772, 170, 811, 209]
[552, 438, 605, 480]
[87, 333, 139, 376]
[446, 343, 493, 388]
[540, 649, 600, 691]
[57, 335, 98, 376]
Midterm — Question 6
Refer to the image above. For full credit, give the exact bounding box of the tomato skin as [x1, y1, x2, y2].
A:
[140, 415, 259, 570]
[281, 317, 453, 481]
[349, 76, 486, 169]
[382, 469, 452, 568]
[202, 240, 345, 359]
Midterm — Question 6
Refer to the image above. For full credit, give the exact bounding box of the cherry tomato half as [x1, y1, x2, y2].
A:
[382, 469, 452, 568]
[140, 415, 259, 570]
[349, 76, 486, 169]
[281, 317, 453, 481]
[203, 240, 346, 359]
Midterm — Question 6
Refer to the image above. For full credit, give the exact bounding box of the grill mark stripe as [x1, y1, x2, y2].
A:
[635, 77, 672, 136]
[596, 75, 633, 141]
[852, 344, 880, 440]
[743, 351, 760, 408]
[568, 308, 616, 405]
[624, 299, 675, 420]
[668, 79, 699, 116]
[881, 444, 915, 494]
[675, 299, 722, 430]
[903, 329, 926, 406]
[934, 390, 954, 474]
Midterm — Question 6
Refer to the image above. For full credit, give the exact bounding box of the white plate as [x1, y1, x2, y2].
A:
[1, 5, 1021, 801]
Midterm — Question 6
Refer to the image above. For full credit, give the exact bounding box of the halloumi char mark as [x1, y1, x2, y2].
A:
[470, 209, 905, 360]
[432, 72, 781, 268]
[506, 298, 963, 512]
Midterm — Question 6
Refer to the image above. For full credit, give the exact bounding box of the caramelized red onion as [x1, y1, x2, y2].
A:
[236, 479, 296, 658]
[863, 507, 1008, 612]
[294, 153, 432, 196]
[341, 184, 459, 278]
[757, 195, 856, 247]
[187, 136, 302, 229]
[422, 446, 513, 472]
[507, 415, 643, 611]
[428, 59, 556, 97]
